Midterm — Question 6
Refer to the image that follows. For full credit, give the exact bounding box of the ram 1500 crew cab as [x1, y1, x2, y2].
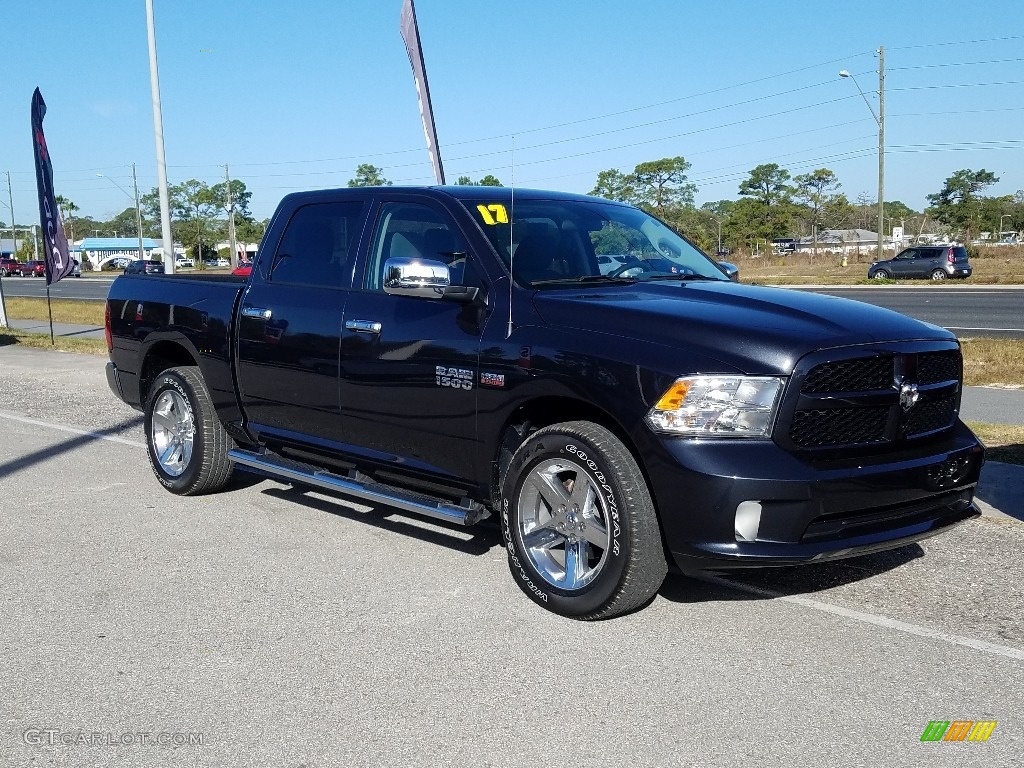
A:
[105, 186, 984, 618]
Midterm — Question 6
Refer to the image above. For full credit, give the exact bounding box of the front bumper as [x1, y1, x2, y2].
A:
[644, 421, 984, 571]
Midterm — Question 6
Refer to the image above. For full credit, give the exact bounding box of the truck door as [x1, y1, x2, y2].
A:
[236, 199, 367, 447]
[340, 197, 489, 484]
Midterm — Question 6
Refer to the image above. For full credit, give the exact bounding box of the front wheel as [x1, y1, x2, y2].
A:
[144, 366, 233, 495]
[501, 421, 667, 619]
[930, 269, 947, 281]
[872, 269, 890, 280]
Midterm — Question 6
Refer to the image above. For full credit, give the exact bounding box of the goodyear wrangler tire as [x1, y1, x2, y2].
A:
[144, 366, 233, 495]
[501, 421, 667, 619]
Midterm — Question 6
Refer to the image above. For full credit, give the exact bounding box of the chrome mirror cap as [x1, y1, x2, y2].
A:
[383, 257, 451, 299]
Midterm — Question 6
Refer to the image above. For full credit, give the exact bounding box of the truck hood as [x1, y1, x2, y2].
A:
[531, 281, 954, 375]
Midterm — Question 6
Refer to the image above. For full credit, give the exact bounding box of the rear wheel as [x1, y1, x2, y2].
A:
[872, 269, 890, 279]
[930, 269, 947, 281]
[501, 421, 667, 619]
[144, 366, 233, 495]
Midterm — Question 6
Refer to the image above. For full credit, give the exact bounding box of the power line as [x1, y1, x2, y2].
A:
[889, 34, 1024, 51]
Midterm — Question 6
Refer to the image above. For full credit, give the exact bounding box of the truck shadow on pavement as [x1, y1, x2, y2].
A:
[975, 455, 1024, 522]
[259, 484, 501, 557]
[659, 543, 925, 604]
[0, 415, 144, 481]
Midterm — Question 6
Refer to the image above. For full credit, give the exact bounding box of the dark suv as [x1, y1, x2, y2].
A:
[124, 259, 165, 275]
[869, 245, 972, 281]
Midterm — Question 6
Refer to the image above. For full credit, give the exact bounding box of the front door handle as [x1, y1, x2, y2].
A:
[345, 319, 382, 334]
[241, 306, 272, 319]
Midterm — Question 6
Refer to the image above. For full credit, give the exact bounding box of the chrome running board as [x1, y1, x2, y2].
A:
[228, 448, 489, 526]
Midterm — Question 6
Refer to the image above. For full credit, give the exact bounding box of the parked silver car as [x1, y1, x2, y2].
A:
[868, 245, 972, 281]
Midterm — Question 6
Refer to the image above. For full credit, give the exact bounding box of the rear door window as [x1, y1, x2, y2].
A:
[269, 202, 365, 288]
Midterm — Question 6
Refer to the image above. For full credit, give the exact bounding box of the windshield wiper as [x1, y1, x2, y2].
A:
[530, 275, 638, 286]
[638, 273, 723, 282]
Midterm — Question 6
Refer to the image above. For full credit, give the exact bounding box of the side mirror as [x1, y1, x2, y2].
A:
[383, 257, 478, 303]
[717, 261, 739, 281]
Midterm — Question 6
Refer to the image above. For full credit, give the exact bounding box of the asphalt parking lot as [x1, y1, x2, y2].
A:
[1, 346, 1021, 767]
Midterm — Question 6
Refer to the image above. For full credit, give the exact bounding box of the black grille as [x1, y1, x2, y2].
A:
[785, 347, 962, 451]
[906, 396, 957, 437]
[918, 351, 959, 385]
[801, 356, 893, 393]
[790, 407, 889, 448]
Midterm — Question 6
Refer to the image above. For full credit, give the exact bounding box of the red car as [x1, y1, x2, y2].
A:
[231, 262, 252, 277]
[0, 257, 19, 277]
[16, 260, 46, 277]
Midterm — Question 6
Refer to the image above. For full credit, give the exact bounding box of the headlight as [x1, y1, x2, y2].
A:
[646, 375, 784, 437]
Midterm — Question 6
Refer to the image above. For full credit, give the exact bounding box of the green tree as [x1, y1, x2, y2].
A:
[925, 168, 999, 242]
[631, 157, 696, 215]
[142, 179, 220, 259]
[589, 169, 636, 204]
[347, 164, 391, 187]
[210, 179, 253, 219]
[738, 163, 795, 240]
[107, 207, 141, 238]
[55, 195, 80, 241]
[455, 174, 503, 186]
[235, 217, 268, 245]
[793, 168, 842, 253]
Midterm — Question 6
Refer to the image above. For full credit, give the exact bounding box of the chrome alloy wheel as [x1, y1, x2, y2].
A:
[516, 458, 611, 590]
[150, 389, 195, 477]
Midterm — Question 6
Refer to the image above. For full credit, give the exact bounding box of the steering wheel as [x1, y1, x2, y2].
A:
[607, 261, 656, 278]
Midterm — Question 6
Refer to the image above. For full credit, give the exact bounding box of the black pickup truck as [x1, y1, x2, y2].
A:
[105, 186, 984, 619]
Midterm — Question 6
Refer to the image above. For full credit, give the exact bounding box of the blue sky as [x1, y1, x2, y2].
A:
[1, 0, 1022, 227]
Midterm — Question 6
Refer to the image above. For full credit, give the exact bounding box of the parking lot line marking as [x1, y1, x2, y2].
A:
[945, 326, 1024, 333]
[696, 573, 1024, 662]
[0, 411, 145, 448]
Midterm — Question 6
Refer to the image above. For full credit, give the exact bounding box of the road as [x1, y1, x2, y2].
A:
[3, 276, 1022, 339]
[1, 274, 115, 301]
[793, 286, 1024, 339]
[0, 345, 1021, 767]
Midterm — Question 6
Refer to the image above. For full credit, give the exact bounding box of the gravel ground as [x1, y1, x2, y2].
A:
[1, 345, 1021, 767]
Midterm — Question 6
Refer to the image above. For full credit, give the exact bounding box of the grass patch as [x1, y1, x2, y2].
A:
[961, 338, 1024, 387]
[736, 244, 1024, 285]
[4, 296, 105, 325]
[0, 328, 107, 355]
[965, 421, 1024, 466]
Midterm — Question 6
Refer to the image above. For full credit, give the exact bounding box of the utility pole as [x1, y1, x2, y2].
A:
[0, 173, 9, 327]
[877, 45, 885, 262]
[146, 0, 175, 274]
[132, 162, 145, 260]
[7, 172, 16, 258]
[225, 164, 238, 268]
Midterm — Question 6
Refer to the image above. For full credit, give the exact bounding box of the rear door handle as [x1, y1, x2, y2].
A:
[345, 319, 382, 334]
[241, 306, 272, 319]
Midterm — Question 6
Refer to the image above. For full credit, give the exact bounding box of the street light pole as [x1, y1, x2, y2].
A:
[132, 163, 145, 260]
[840, 45, 885, 261]
[96, 169, 146, 260]
[146, 0, 175, 275]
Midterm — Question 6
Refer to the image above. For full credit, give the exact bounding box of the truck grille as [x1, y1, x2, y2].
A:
[780, 346, 962, 452]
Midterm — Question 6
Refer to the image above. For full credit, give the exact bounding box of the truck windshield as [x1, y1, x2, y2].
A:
[460, 197, 727, 286]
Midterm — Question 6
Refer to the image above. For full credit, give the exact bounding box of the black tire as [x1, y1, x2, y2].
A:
[500, 421, 667, 619]
[872, 269, 890, 280]
[930, 269, 946, 281]
[143, 365, 233, 495]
